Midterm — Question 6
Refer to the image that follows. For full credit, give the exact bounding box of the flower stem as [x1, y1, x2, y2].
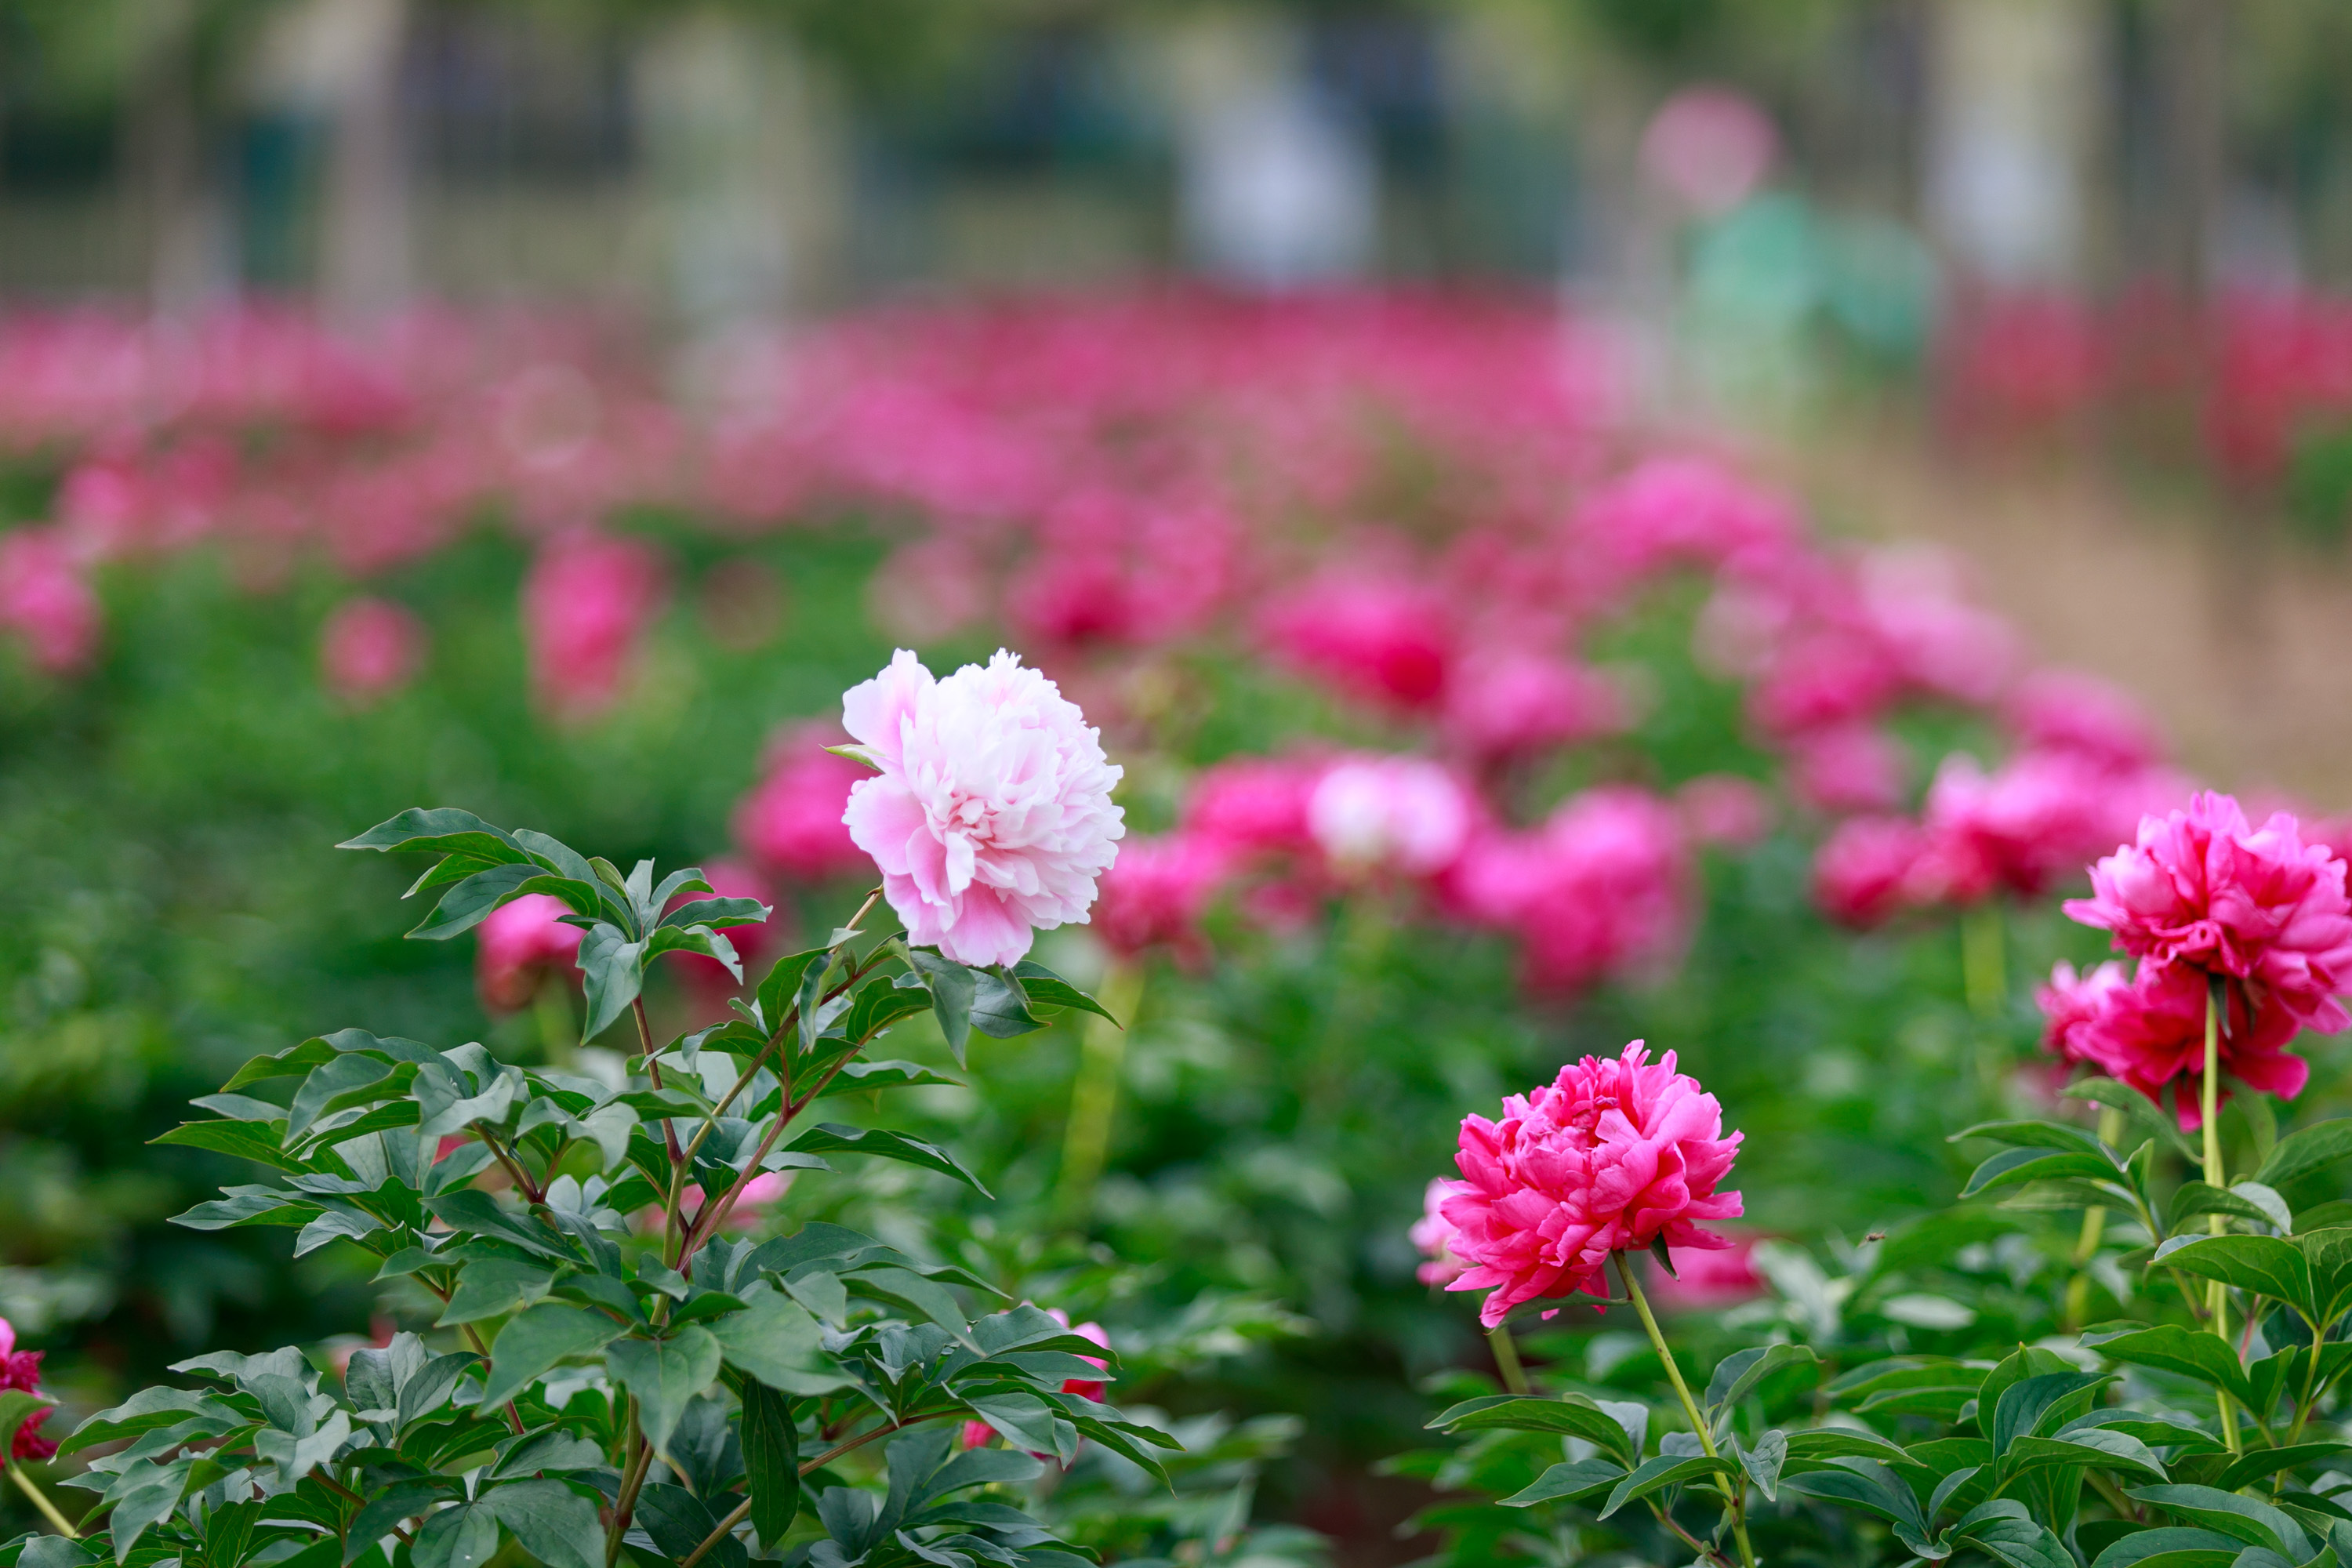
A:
[1489, 1324, 1530, 1396]
[1056, 961, 1144, 1223]
[8, 1464, 78, 1538]
[1617, 1254, 1757, 1568]
[2202, 975, 2241, 1454]
[2065, 1106, 2126, 1329]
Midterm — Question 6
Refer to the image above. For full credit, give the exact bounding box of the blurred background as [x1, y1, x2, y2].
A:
[8, 3, 2352, 1564]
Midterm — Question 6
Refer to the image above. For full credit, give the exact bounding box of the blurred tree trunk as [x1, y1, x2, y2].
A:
[317, 0, 413, 321]
[2155, 0, 2225, 297]
[127, 0, 236, 314]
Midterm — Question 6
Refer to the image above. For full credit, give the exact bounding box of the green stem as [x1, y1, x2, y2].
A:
[2202, 975, 2241, 1454]
[1489, 1324, 1530, 1396]
[1618, 1254, 1757, 1568]
[8, 1464, 78, 1539]
[2066, 1107, 2127, 1329]
[1056, 962, 1144, 1221]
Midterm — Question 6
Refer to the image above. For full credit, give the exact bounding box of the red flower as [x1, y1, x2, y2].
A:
[0, 1319, 55, 1462]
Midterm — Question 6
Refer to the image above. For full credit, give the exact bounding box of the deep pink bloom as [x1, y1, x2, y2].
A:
[318, 597, 424, 704]
[2064, 792, 2352, 1032]
[1443, 1041, 1743, 1327]
[476, 893, 585, 1014]
[1261, 571, 1453, 711]
[2036, 960, 2130, 1067]
[521, 532, 666, 722]
[2073, 959, 2307, 1129]
[731, 724, 872, 883]
[2005, 670, 2166, 772]
[1576, 456, 1797, 579]
[1785, 724, 1907, 815]
[1450, 788, 1686, 994]
[1307, 755, 1474, 877]
[1812, 815, 1928, 928]
[1677, 775, 1770, 848]
[1412, 1178, 1471, 1286]
[1440, 652, 1625, 761]
[958, 1307, 1109, 1452]
[0, 1319, 54, 1462]
[1181, 756, 1323, 858]
[0, 528, 100, 673]
[1858, 549, 2018, 707]
[840, 649, 1124, 968]
[663, 858, 782, 1007]
[1093, 833, 1234, 961]
[1909, 750, 2139, 904]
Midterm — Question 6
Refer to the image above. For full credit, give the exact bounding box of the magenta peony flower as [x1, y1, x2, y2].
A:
[0, 1318, 54, 1461]
[1440, 651, 1625, 761]
[318, 596, 424, 705]
[1643, 1233, 1766, 1312]
[1812, 815, 1928, 928]
[1308, 755, 1474, 877]
[1411, 1178, 1472, 1285]
[731, 724, 873, 883]
[1677, 775, 1771, 848]
[2005, 670, 2166, 772]
[1784, 723, 1907, 815]
[1181, 756, 1322, 858]
[1910, 750, 2132, 904]
[521, 532, 666, 722]
[2036, 960, 2130, 1067]
[2072, 959, 2306, 1129]
[1093, 833, 1234, 962]
[2064, 791, 2352, 1033]
[663, 858, 785, 1011]
[840, 649, 1123, 968]
[475, 893, 585, 1014]
[1450, 787, 1686, 995]
[1442, 1041, 1743, 1327]
[0, 528, 100, 674]
[1260, 570, 1454, 711]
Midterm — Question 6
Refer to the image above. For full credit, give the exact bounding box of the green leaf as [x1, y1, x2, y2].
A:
[2153, 1236, 2316, 1318]
[839, 982, 934, 1047]
[1498, 1458, 1627, 1508]
[786, 1123, 990, 1196]
[705, 1290, 853, 1396]
[339, 808, 528, 864]
[1704, 1344, 1817, 1414]
[2089, 1325, 2256, 1406]
[1961, 1147, 2129, 1200]
[1426, 1394, 1639, 1465]
[1010, 961, 1117, 1023]
[964, 1392, 1072, 1463]
[410, 1502, 501, 1568]
[1782, 1459, 1927, 1535]
[1962, 1517, 2079, 1568]
[753, 950, 828, 1040]
[150, 1120, 302, 1171]
[576, 924, 647, 1043]
[826, 1059, 961, 1094]
[482, 1479, 603, 1568]
[1991, 1371, 2112, 1459]
[2130, 1486, 2314, 1557]
[435, 1260, 558, 1327]
[632, 1483, 746, 1568]
[739, 1381, 801, 1545]
[2259, 1121, 2352, 1190]
[105, 1458, 195, 1564]
[1737, 1430, 1788, 1501]
[1951, 1120, 2117, 1156]
[2213, 1444, 2352, 1494]
[410, 863, 543, 940]
[970, 968, 1046, 1039]
[1596, 1454, 1736, 1519]
[608, 1328, 723, 1463]
[479, 1302, 626, 1410]
[0, 1393, 52, 1455]
[2005, 1428, 2169, 1483]
[1781, 1429, 1911, 1465]
[2090, 1527, 2247, 1568]
[907, 951, 975, 1067]
[2172, 1183, 2288, 1232]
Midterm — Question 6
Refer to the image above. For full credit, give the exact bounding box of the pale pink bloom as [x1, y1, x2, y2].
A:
[2005, 670, 2166, 772]
[1260, 570, 1453, 711]
[1858, 547, 2019, 708]
[1785, 724, 1907, 815]
[1812, 815, 1928, 928]
[1677, 775, 1770, 848]
[679, 1171, 792, 1232]
[1412, 1178, 1472, 1286]
[0, 528, 100, 673]
[2073, 958, 2306, 1129]
[1181, 756, 1323, 858]
[476, 894, 584, 1014]
[840, 649, 1124, 968]
[1749, 630, 1903, 738]
[1093, 833, 1235, 961]
[1645, 1233, 1766, 1312]
[1441, 652, 1625, 760]
[2064, 791, 2352, 1033]
[1308, 755, 1473, 877]
[318, 597, 423, 704]
[732, 724, 873, 883]
[521, 532, 666, 722]
[2036, 960, 2129, 1068]
[1450, 787, 1686, 994]
[1577, 456, 1798, 580]
[1640, 86, 1778, 216]
[1443, 1041, 1743, 1327]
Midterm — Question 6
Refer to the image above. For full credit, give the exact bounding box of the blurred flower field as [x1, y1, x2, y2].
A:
[6, 289, 2352, 1563]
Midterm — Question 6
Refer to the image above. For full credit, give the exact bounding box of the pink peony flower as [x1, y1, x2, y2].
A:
[0, 528, 100, 673]
[2005, 670, 2166, 772]
[732, 724, 873, 883]
[1450, 787, 1687, 995]
[1908, 750, 2133, 904]
[0, 1318, 54, 1461]
[2072, 959, 2307, 1129]
[318, 596, 424, 705]
[476, 893, 585, 1014]
[1307, 755, 1474, 877]
[1812, 815, 1928, 927]
[1411, 1178, 1472, 1285]
[1677, 775, 1771, 848]
[1181, 756, 1323, 858]
[2036, 959, 2130, 1067]
[1260, 571, 1453, 711]
[1093, 833, 1235, 961]
[1784, 723, 1907, 815]
[1641, 87, 1778, 216]
[1442, 1041, 1743, 1327]
[521, 532, 666, 722]
[1644, 1233, 1766, 1312]
[2064, 792, 2352, 1033]
[840, 649, 1124, 968]
[1440, 652, 1625, 761]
